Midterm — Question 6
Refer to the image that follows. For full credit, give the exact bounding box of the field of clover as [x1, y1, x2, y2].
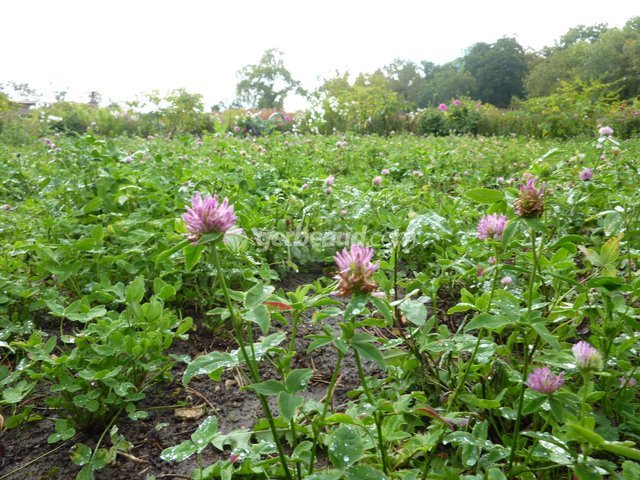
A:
[0, 128, 639, 480]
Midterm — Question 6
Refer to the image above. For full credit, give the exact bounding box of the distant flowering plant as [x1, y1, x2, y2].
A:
[526, 367, 565, 394]
[514, 175, 545, 218]
[477, 213, 507, 240]
[437, 103, 448, 112]
[452, 99, 461, 107]
[579, 167, 593, 181]
[182, 192, 237, 243]
[573, 341, 603, 371]
[334, 244, 379, 296]
[598, 126, 614, 136]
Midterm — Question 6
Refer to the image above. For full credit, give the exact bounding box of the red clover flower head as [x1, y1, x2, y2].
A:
[372, 176, 383, 186]
[598, 126, 614, 136]
[334, 244, 379, 296]
[572, 341, 603, 371]
[579, 167, 593, 181]
[477, 213, 507, 240]
[526, 367, 565, 395]
[453, 99, 462, 107]
[324, 175, 335, 187]
[437, 103, 448, 112]
[514, 175, 545, 218]
[182, 192, 237, 243]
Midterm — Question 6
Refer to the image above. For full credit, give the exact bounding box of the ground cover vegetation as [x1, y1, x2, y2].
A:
[1, 15, 640, 480]
[0, 126, 639, 479]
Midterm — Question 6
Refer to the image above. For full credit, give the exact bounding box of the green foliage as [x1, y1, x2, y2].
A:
[235, 48, 304, 109]
[416, 99, 480, 136]
[306, 72, 408, 134]
[464, 37, 528, 107]
[527, 17, 640, 100]
[2, 131, 640, 478]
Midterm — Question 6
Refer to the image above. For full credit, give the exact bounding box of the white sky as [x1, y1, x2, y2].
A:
[2, 0, 638, 110]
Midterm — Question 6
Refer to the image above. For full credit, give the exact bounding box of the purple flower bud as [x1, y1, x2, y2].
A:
[372, 176, 382, 186]
[579, 167, 593, 181]
[324, 175, 335, 187]
[453, 99, 461, 107]
[514, 175, 545, 218]
[572, 341, 603, 371]
[501, 276, 513, 286]
[437, 103, 448, 112]
[334, 244, 379, 296]
[381, 168, 390, 175]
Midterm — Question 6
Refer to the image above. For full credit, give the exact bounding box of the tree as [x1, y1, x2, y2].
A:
[558, 23, 608, 49]
[464, 37, 527, 107]
[379, 59, 427, 107]
[309, 72, 407, 134]
[235, 49, 304, 109]
[420, 62, 476, 106]
[525, 43, 589, 97]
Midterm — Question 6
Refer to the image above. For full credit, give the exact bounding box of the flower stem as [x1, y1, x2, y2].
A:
[308, 349, 345, 475]
[354, 349, 388, 475]
[508, 228, 540, 472]
[210, 243, 293, 480]
[446, 247, 501, 413]
[581, 373, 590, 419]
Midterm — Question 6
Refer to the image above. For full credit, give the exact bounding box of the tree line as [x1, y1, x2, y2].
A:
[234, 17, 640, 111]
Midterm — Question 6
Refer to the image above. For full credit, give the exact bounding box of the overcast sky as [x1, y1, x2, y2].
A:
[2, 0, 638, 109]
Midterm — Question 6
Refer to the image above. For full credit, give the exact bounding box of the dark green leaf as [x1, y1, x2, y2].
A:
[278, 391, 303, 421]
[191, 416, 218, 453]
[285, 369, 313, 394]
[464, 313, 510, 332]
[160, 440, 197, 462]
[328, 425, 364, 470]
[246, 380, 286, 396]
[184, 244, 204, 272]
[244, 283, 274, 309]
[465, 188, 504, 204]
[400, 299, 426, 326]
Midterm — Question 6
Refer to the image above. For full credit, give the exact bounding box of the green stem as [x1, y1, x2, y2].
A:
[508, 334, 531, 472]
[446, 247, 501, 413]
[288, 311, 301, 366]
[354, 349, 388, 475]
[308, 349, 345, 476]
[290, 418, 302, 480]
[581, 373, 590, 419]
[210, 243, 293, 480]
[287, 311, 302, 480]
[508, 228, 540, 473]
[523, 407, 552, 466]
